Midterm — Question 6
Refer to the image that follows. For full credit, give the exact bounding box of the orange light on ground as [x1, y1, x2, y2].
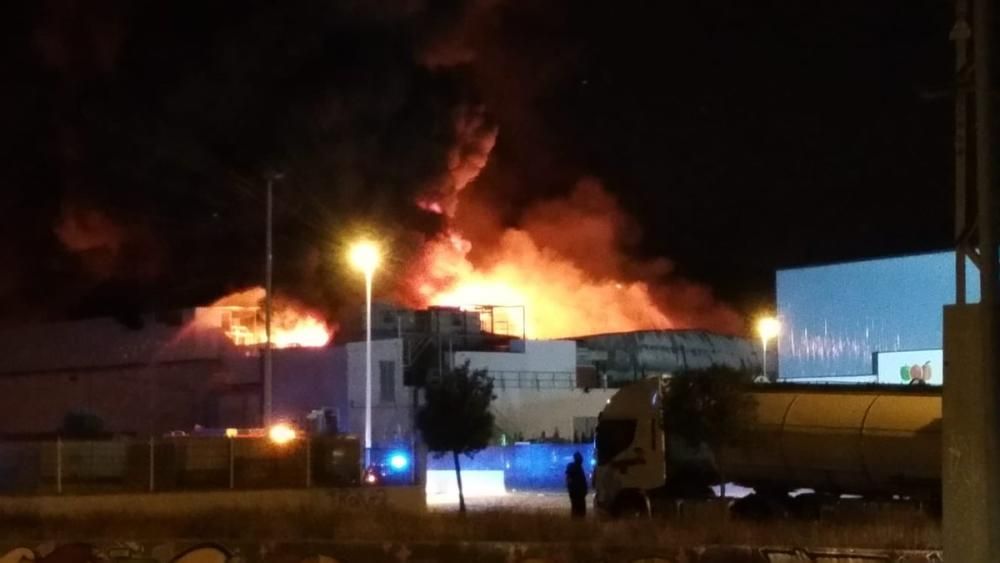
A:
[268, 423, 297, 445]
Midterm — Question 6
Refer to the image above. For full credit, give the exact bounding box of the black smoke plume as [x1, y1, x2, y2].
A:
[0, 0, 503, 325]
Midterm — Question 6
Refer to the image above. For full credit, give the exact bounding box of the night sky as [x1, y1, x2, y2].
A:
[0, 0, 957, 326]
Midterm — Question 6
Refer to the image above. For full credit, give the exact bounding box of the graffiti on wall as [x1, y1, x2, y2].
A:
[0, 542, 944, 563]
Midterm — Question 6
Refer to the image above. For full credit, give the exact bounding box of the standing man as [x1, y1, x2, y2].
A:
[565, 451, 588, 517]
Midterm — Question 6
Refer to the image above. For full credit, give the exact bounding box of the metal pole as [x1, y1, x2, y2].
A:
[56, 437, 62, 495]
[305, 437, 312, 488]
[974, 0, 1000, 557]
[364, 271, 373, 467]
[229, 437, 235, 490]
[148, 436, 155, 492]
[761, 336, 767, 380]
[975, 0, 997, 299]
[955, 0, 971, 304]
[264, 176, 274, 427]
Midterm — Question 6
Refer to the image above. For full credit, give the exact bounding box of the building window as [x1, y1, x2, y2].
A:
[380, 360, 396, 403]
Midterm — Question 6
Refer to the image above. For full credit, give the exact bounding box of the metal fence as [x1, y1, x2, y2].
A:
[0, 435, 366, 495]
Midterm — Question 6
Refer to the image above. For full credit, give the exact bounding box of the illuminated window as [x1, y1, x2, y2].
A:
[380, 361, 396, 403]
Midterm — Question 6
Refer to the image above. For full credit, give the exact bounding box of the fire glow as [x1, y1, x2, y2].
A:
[409, 229, 675, 340]
[202, 287, 333, 348]
[405, 108, 738, 340]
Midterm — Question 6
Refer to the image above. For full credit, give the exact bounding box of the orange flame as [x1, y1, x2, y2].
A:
[199, 287, 333, 348]
[408, 229, 674, 339]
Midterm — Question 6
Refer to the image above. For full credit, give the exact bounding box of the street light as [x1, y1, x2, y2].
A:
[268, 422, 297, 445]
[349, 240, 381, 466]
[756, 316, 781, 380]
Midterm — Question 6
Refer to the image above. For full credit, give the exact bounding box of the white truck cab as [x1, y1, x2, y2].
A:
[593, 377, 666, 516]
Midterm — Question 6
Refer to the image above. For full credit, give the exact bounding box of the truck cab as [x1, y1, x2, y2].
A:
[593, 378, 665, 516]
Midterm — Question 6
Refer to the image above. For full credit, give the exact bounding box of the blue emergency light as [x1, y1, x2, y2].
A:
[388, 451, 410, 472]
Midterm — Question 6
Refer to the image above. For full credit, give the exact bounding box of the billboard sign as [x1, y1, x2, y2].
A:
[776, 251, 977, 379]
[874, 349, 943, 385]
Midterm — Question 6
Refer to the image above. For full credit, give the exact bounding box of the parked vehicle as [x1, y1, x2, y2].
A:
[593, 378, 941, 517]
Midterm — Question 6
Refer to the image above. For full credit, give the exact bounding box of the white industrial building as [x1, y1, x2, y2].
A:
[342, 337, 414, 446]
[454, 340, 614, 442]
[335, 335, 613, 447]
[0, 300, 760, 456]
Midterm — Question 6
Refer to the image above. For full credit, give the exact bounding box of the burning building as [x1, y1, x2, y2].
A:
[0, 279, 758, 452]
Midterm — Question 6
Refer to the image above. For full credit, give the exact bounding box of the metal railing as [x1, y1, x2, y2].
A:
[0, 435, 368, 496]
[489, 370, 576, 390]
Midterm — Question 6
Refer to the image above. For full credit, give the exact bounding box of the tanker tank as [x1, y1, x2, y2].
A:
[593, 379, 943, 517]
[716, 384, 941, 499]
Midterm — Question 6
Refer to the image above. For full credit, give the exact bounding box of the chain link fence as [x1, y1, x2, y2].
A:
[0, 435, 365, 495]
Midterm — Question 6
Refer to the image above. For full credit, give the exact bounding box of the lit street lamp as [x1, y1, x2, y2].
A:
[756, 316, 781, 381]
[349, 240, 381, 466]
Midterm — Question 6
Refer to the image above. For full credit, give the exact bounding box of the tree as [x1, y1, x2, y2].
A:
[416, 361, 495, 513]
[660, 366, 757, 495]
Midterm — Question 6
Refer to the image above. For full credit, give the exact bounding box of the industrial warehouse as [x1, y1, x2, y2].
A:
[0, 248, 965, 507]
[0, 300, 759, 443]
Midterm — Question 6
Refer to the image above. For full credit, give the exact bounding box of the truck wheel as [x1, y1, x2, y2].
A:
[612, 489, 650, 518]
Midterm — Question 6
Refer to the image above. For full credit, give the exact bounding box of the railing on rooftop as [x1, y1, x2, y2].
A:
[488, 370, 576, 390]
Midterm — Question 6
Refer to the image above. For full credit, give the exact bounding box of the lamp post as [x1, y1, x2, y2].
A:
[264, 172, 283, 426]
[756, 317, 781, 380]
[349, 240, 380, 466]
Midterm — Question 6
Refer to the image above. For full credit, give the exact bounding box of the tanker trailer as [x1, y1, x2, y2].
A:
[593, 378, 941, 517]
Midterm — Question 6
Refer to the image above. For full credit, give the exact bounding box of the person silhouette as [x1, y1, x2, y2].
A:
[565, 451, 588, 517]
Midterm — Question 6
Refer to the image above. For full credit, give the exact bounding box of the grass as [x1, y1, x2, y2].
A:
[0, 505, 941, 550]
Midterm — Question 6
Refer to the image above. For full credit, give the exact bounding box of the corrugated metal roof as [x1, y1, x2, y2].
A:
[575, 330, 760, 381]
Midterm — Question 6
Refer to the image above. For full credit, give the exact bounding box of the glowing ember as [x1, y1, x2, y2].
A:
[200, 287, 333, 348]
[408, 229, 674, 339]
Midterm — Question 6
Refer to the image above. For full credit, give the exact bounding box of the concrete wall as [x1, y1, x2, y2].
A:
[0, 486, 425, 518]
[0, 342, 351, 436]
[345, 338, 414, 447]
[492, 388, 615, 440]
[453, 340, 611, 440]
[455, 340, 576, 374]
[0, 541, 945, 563]
[269, 347, 348, 430]
[0, 361, 222, 435]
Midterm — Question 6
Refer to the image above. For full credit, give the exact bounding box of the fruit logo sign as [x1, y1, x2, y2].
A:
[899, 362, 933, 384]
[874, 349, 943, 386]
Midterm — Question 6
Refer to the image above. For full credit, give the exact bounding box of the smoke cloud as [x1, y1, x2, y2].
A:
[1, 0, 743, 339]
[1, 1, 503, 322]
[418, 104, 498, 216]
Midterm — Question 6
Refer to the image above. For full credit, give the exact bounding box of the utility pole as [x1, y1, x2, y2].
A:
[955, 0, 971, 305]
[972, 0, 1000, 554]
[264, 172, 283, 427]
[945, 0, 1000, 559]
